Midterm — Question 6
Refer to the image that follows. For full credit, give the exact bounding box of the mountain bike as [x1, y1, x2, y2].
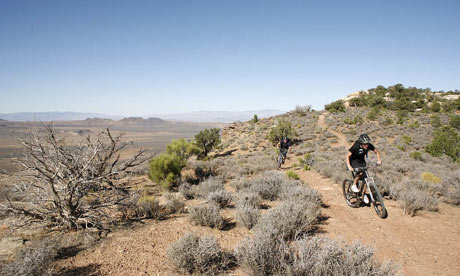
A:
[342, 163, 388, 218]
[277, 148, 288, 169]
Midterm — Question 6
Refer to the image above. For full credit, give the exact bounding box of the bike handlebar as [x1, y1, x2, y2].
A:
[352, 163, 380, 172]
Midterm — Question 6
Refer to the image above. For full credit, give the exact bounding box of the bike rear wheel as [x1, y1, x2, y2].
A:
[369, 184, 388, 218]
[342, 179, 360, 208]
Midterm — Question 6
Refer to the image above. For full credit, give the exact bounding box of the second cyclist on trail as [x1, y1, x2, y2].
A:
[278, 136, 292, 165]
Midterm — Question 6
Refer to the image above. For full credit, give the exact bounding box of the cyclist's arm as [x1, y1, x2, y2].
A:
[346, 151, 353, 171]
[372, 149, 382, 165]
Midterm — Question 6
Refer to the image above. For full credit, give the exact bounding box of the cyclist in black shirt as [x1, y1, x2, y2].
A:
[346, 134, 382, 203]
[277, 136, 292, 165]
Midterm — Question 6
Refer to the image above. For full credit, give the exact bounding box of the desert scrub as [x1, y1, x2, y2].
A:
[198, 176, 225, 197]
[0, 237, 60, 276]
[235, 232, 287, 276]
[163, 193, 186, 214]
[207, 189, 233, 208]
[167, 232, 230, 275]
[410, 151, 423, 161]
[280, 182, 322, 204]
[285, 170, 300, 180]
[281, 236, 400, 276]
[178, 183, 195, 200]
[298, 152, 314, 170]
[402, 135, 412, 145]
[237, 192, 262, 209]
[236, 205, 260, 229]
[188, 203, 226, 229]
[254, 200, 320, 240]
[249, 170, 286, 200]
[421, 172, 441, 184]
[231, 177, 253, 192]
[135, 195, 164, 219]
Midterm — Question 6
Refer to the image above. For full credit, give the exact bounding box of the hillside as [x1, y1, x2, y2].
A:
[1, 85, 459, 276]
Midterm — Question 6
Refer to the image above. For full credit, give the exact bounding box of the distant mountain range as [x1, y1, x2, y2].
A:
[0, 112, 123, 122]
[149, 109, 285, 123]
[0, 110, 284, 123]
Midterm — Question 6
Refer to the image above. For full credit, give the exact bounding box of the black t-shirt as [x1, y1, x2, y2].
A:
[348, 140, 375, 163]
[280, 138, 292, 150]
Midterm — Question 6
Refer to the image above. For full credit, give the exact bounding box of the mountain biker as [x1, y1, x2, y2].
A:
[346, 134, 382, 204]
[277, 136, 292, 165]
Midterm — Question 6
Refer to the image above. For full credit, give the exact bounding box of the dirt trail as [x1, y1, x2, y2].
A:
[283, 112, 460, 276]
[318, 113, 348, 148]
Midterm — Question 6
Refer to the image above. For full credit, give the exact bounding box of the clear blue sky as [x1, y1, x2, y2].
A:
[1, 0, 459, 115]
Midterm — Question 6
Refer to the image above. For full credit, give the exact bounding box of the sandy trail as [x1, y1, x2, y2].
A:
[318, 113, 348, 148]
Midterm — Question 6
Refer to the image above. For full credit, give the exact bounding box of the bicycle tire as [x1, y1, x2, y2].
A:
[369, 184, 388, 219]
[342, 179, 360, 208]
[277, 153, 283, 169]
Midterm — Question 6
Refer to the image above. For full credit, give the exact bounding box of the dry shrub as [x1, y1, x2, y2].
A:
[0, 238, 58, 276]
[231, 177, 252, 192]
[397, 184, 439, 216]
[254, 200, 320, 241]
[236, 205, 260, 229]
[235, 232, 287, 276]
[280, 182, 322, 205]
[135, 195, 164, 219]
[249, 170, 285, 200]
[207, 190, 233, 208]
[198, 177, 225, 198]
[282, 236, 400, 276]
[164, 193, 186, 214]
[188, 203, 226, 229]
[167, 232, 230, 275]
[237, 192, 262, 209]
[442, 174, 460, 205]
[187, 159, 218, 181]
[178, 183, 195, 200]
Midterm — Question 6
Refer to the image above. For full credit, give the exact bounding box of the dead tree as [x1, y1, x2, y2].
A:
[1, 125, 149, 230]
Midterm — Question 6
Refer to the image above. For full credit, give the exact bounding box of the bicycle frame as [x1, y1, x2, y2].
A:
[344, 163, 387, 218]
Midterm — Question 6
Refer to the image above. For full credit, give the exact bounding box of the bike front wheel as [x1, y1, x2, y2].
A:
[342, 179, 360, 208]
[369, 184, 388, 218]
[277, 153, 283, 169]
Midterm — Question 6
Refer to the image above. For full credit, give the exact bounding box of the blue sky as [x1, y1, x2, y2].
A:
[1, 0, 459, 116]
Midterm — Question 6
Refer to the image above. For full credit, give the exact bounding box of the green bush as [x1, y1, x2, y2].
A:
[408, 120, 419, 129]
[348, 95, 366, 107]
[298, 153, 314, 170]
[431, 114, 441, 128]
[266, 119, 297, 145]
[285, 170, 299, 180]
[251, 114, 259, 123]
[396, 110, 409, 124]
[325, 100, 345, 113]
[149, 153, 186, 190]
[195, 128, 221, 158]
[431, 100, 441, 112]
[449, 115, 460, 130]
[383, 116, 394, 125]
[367, 107, 381, 121]
[166, 138, 201, 160]
[410, 151, 423, 161]
[402, 135, 412, 144]
[425, 126, 460, 161]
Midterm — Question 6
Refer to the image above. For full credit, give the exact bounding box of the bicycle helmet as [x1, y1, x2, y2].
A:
[359, 134, 371, 144]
